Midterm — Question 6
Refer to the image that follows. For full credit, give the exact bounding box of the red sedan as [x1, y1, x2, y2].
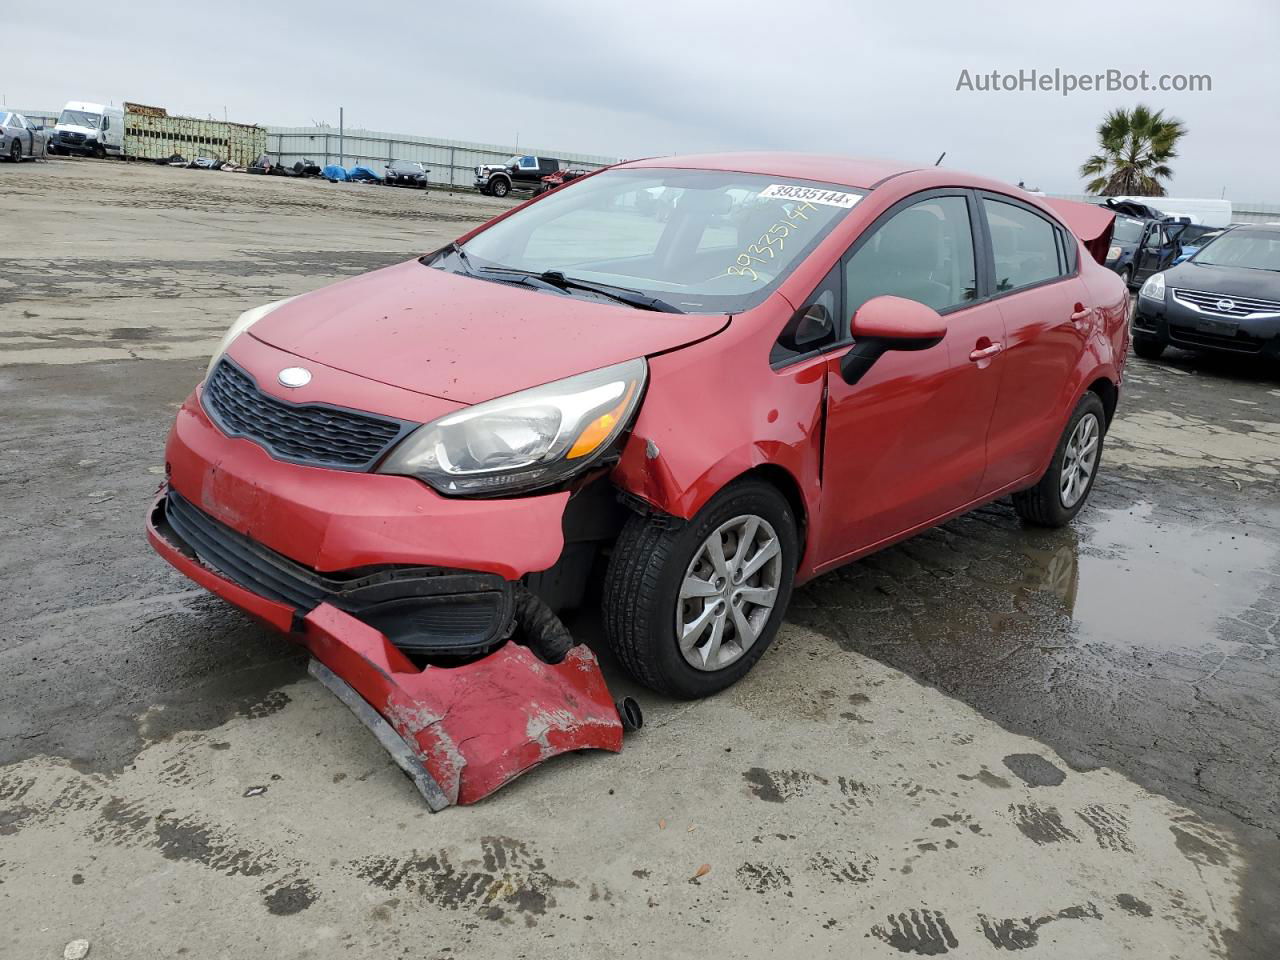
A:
[149, 153, 1127, 700]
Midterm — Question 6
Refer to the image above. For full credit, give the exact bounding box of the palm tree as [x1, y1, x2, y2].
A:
[1080, 105, 1186, 196]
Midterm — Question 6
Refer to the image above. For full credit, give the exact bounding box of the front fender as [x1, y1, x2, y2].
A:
[610, 316, 826, 547]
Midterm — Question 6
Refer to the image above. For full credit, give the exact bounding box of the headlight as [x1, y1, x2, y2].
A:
[1106, 245, 1122, 262]
[379, 359, 647, 496]
[205, 297, 296, 377]
[1139, 272, 1166, 301]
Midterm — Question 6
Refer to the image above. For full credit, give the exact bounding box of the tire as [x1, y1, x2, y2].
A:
[1132, 335, 1165, 360]
[603, 479, 799, 698]
[1118, 266, 1133, 288]
[93, 144, 106, 160]
[491, 178, 510, 198]
[1012, 392, 1107, 528]
[9, 141, 20, 162]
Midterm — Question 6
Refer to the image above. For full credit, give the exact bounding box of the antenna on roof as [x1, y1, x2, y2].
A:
[934, 151, 946, 167]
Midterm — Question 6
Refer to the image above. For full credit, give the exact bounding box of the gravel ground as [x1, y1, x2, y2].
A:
[1, 158, 1278, 959]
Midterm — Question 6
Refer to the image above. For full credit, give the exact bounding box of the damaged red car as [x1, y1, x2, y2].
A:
[148, 154, 1126, 801]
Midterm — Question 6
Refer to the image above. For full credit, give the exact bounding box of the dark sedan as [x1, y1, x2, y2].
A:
[384, 160, 429, 189]
[1133, 223, 1280, 360]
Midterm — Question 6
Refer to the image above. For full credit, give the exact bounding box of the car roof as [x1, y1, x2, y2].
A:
[618, 152, 920, 190]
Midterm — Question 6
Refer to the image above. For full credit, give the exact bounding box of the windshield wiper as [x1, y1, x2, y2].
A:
[476, 267, 684, 313]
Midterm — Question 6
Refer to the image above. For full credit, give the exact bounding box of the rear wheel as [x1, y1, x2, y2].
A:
[604, 479, 798, 698]
[1133, 335, 1166, 360]
[1013, 392, 1106, 528]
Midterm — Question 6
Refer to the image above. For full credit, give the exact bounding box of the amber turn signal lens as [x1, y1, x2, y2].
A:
[567, 382, 637, 459]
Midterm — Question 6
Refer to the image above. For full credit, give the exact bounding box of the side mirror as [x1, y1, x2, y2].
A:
[840, 296, 945, 386]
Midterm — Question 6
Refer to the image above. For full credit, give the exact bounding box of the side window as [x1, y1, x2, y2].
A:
[984, 198, 1064, 292]
[845, 196, 977, 316]
[101, 115, 110, 131]
[518, 156, 538, 171]
[772, 265, 840, 365]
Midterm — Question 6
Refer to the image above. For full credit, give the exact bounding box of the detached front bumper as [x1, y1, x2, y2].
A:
[148, 388, 628, 806]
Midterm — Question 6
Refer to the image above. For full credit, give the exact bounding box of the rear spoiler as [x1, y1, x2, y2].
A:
[1040, 197, 1115, 266]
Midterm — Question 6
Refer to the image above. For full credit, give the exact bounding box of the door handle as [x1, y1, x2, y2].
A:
[969, 342, 1004, 362]
[1070, 303, 1092, 325]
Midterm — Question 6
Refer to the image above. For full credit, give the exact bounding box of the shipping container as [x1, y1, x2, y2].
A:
[123, 102, 266, 167]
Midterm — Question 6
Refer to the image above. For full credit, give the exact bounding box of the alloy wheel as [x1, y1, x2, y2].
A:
[676, 514, 783, 672]
[1060, 413, 1100, 508]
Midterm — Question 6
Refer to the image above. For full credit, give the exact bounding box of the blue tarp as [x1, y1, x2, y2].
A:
[347, 165, 381, 182]
[322, 164, 348, 182]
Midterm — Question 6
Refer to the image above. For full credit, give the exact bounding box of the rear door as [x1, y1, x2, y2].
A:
[977, 193, 1089, 492]
[815, 190, 1007, 566]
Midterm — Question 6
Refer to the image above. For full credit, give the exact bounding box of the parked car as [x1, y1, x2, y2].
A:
[1171, 227, 1224, 265]
[1132, 223, 1280, 360]
[147, 154, 1127, 698]
[533, 167, 590, 196]
[50, 101, 124, 158]
[1, 112, 48, 161]
[474, 155, 559, 197]
[385, 160, 429, 189]
[1104, 212, 1149, 285]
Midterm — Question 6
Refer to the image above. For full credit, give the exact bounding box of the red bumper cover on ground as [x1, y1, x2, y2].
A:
[147, 494, 624, 808]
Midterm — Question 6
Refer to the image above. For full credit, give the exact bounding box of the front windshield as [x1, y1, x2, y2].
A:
[58, 109, 100, 128]
[0, 113, 12, 128]
[1112, 217, 1143, 244]
[1192, 231, 1280, 271]
[454, 168, 863, 313]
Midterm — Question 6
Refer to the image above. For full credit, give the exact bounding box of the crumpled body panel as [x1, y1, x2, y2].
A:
[302, 604, 623, 807]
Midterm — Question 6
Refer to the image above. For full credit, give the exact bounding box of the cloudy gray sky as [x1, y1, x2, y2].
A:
[4, 0, 1277, 198]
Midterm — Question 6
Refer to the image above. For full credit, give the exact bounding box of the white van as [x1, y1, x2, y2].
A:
[1109, 195, 1232, 228]
[50, 101, 124, 158]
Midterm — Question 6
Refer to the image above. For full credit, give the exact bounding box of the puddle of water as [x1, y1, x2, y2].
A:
[1022, 501, 1275, 652]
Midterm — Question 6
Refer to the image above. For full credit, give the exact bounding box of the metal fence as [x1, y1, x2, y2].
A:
[265, 126, 618, 187]
[1050, 193, 1280, 224]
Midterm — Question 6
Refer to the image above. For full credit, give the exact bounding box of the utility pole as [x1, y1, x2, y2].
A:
[339, 107, 345, 168]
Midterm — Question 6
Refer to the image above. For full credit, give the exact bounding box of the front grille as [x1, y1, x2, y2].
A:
[58, 131, 86, 144]
[1168, 325, 1265, 354]
[1172, 288, 1280, 318]
[202, 359, 413, 471]
[157, 491, 515, 655]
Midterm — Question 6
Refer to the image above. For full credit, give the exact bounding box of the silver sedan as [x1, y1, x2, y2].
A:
[2, 112, 48, 161]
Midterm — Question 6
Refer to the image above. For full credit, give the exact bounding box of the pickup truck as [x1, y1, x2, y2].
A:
[474, 156, 560, 197]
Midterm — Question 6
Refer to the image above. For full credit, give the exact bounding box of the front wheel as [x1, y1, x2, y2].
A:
[603, 479, 798, 698]
[9, 141, 20, 162]
[490, 178, 510, 198]
[1012, 392, 1106, 528]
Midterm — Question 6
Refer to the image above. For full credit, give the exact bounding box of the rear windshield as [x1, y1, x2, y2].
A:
[1112, 217, 1144, 244]
[1192, 230, 1280, 271]
[452, 168, 863, 314]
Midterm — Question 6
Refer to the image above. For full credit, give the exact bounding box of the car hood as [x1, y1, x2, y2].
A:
[1165, 261, 1280, 299]
[55, 124, 97, 136]
[247, 259, 730, 405]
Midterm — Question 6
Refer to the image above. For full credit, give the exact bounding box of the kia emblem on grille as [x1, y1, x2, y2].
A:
[277, 367, 312, 388]
[1216, 299, 1236, 312]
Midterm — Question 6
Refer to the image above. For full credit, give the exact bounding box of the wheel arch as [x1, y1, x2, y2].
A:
[1086, 375, 1119, 428]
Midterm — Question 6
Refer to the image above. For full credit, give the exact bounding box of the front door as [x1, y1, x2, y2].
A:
[816, 192, 1006, 568]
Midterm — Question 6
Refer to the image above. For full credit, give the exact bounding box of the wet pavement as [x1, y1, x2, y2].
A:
[2, 160, 1278, 959]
